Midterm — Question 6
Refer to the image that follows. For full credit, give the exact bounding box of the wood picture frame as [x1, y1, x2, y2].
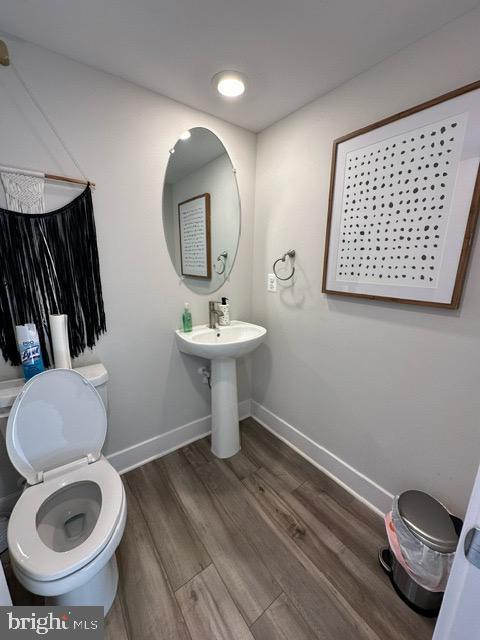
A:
[322, 80, 480, 309]
[178, 193, 212, 279]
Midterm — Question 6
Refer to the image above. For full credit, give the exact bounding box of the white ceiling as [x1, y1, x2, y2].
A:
[1, 0, 479, 132]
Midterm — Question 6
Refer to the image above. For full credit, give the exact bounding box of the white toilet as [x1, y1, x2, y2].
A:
[5, 368, 126, 613]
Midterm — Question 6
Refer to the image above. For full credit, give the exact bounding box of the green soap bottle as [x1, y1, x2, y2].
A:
[182, 302, 192, 332]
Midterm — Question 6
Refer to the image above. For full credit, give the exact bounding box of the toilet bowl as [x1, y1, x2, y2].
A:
[5, 368, 126, 613]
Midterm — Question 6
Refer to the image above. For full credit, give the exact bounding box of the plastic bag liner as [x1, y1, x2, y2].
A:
[385, 511, 410, 574]
[390, 496, 455, 592]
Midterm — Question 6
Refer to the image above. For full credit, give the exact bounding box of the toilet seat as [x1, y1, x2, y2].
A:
[8, 457, 124, 582]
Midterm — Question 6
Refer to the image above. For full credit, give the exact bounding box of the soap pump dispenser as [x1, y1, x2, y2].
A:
[218, 297, 230, 326]
[182, 302, 192, 332]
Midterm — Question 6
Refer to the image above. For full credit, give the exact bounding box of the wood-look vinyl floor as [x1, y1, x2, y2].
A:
[2, 418, 436, 640]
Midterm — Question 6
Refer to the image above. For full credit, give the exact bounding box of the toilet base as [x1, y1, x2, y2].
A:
[46, 555, 118, 614]
[11, 491, 126, 615]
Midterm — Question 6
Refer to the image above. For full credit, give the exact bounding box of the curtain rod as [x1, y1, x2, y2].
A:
[0, 165, 95, 189]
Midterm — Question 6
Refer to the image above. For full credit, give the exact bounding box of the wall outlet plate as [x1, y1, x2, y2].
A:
[267, 273, 277, 292]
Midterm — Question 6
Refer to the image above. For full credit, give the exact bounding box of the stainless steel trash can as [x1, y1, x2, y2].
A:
[379, 490, 461, 617]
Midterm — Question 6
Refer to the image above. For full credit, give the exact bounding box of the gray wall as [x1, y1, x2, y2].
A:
[0, 35, 256, 501]
[251, 7, 480, 516]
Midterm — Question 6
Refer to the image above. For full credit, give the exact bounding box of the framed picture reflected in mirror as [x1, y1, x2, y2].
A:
[178, 193, 211, 279]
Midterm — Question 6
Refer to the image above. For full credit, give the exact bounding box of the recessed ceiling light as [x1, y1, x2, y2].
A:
[212, 71, 246, 98]
[179, 130, 191, 141]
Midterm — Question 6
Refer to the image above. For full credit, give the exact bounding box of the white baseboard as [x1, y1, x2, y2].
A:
[0, 397, 392, 520]
[113, 398, 391, 516]
[107, 398, 252, 475]
[239, 398, 251, 421]
[251, 400, 392, 516]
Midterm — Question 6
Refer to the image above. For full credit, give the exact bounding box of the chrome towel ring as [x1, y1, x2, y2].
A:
[273, 249, 296, 281]
[214, 251, 228, 275]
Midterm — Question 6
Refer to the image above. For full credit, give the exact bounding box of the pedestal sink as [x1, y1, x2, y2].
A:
[175, 321, 266, 458]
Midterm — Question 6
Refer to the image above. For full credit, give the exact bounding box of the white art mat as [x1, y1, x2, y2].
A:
[179, 195, 209, 277]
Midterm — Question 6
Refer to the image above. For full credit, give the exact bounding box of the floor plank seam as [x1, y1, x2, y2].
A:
[209, 555, 269, 633]
[235, 461, 391, 639]
[116, 591, 131, 640]
[245, 470, 381, 632]
[121, 476, 194, 640]
[179, 448, 284, 632]
[126, 463, 213, 593]
[173, 562, 214, 595]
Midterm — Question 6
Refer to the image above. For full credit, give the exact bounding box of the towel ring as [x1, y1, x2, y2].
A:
[214, 251, 228, 275]
[273, 249, 296, 281]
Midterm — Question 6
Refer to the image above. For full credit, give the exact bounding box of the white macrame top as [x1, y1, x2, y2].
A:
[1, 172, 45, 214]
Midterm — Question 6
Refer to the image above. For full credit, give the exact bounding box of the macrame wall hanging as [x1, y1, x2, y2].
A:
[0, 39, 106, 367]
[1, 172, 45, 213]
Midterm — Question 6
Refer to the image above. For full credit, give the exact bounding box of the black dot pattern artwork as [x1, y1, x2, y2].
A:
[336, 115, 465, 287]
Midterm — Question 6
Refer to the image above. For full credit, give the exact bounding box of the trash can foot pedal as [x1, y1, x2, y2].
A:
[378, 547, 392, 575]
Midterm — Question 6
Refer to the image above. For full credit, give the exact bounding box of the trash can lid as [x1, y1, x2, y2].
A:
[398, 490, 458, 553]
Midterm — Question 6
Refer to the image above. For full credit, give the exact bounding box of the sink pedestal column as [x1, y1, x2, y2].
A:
[210, 357, 240, 458]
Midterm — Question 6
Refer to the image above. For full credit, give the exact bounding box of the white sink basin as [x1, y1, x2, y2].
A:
[175, 321, 266, 359]
[175, 320, 266, 459]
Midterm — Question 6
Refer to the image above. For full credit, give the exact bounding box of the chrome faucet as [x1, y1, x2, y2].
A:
[208, 301, 224, 329]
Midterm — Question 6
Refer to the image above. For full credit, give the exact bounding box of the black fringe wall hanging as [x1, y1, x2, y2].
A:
[0, 185, 106, 367]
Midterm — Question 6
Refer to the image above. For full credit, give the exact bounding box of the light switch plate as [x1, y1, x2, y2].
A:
[267, 273, 277, 292]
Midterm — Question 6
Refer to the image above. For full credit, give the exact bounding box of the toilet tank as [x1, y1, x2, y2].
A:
[0, 363, 109, 439]
[75, 364, 109, 412]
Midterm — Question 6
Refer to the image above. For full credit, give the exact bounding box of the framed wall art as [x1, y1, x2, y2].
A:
[322, 80, 480, 308]
[178, 193, 212, 279]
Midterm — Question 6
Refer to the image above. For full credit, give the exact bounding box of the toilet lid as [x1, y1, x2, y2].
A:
[6, 369, 107, 485]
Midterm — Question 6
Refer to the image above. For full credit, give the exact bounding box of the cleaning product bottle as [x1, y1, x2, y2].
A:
[15, 323, 45, 381]
[182, 302, 193, 332]
[218, 297, 230, 326]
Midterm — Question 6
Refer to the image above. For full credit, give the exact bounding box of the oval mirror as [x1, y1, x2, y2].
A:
[162, 127, 240, 294]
